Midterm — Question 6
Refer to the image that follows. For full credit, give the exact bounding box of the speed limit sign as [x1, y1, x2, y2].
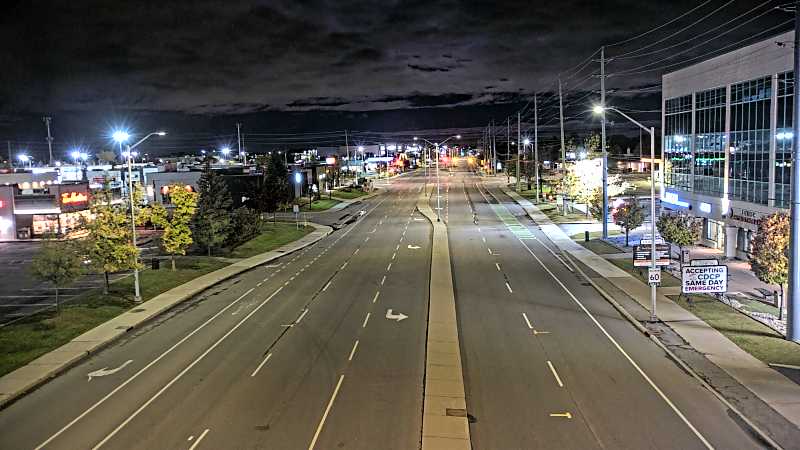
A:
[648, 268, 661, 285]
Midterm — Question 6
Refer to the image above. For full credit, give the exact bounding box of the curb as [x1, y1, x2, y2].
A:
[415, 188, 472, 450]
[564, 252, 782, 450]
[0, 223, 333, 410]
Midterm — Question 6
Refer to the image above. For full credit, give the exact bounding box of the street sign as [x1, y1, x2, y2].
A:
[648, 268, 661, 285]
[640, 238, 665, 245]
[293, 204, 299, 214]
[681, 265, 728, 294]
[690, 258, 719, 267]
[632, 244, 670, 267]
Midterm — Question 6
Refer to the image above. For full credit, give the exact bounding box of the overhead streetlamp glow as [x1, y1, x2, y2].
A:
[156, 131, 167, 136]
[18, 154, 29, 163]
[112, 130, 131, 143]
[592, 105, 605, 115]
[221, 147, 231, 156]
[80, 152, 89, 161]
[70, 150, 81, 160]
[523, 138, 530, 146]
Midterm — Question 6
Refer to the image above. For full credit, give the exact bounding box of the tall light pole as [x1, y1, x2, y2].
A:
[43, 116, 54, 165]
[113, 129, 166, 303]
[417, 135, 460, 221]
[600, 46, 609, 239]
[595, 105, 658, 321]
[789, 4, 800, 342]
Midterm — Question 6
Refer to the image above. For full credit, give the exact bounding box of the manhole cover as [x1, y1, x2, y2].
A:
[446, 408, 467, 417]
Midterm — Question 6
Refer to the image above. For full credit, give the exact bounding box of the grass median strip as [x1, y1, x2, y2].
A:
[0, 223, 314, 377]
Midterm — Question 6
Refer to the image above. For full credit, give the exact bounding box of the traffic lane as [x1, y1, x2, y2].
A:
[450, 181, 601, 449]
[484, 186, 762, 449]
[94, 193, 415, 449]
[0, 196, 390, 449]
[313, 207, 431, 450]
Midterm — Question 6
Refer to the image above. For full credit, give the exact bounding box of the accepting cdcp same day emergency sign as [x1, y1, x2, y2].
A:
[681, 265, 728, 294]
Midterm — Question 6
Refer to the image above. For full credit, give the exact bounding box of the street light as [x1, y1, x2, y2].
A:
[594, 105, 658, 321]
[417, 135, 460, 221]
[112, 129, 166, 303]
[70, 150, 81, 164]
[221, 147, 231, 160]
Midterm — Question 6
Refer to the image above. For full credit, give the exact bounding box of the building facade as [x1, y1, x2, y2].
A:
[662, 30, 794, 259]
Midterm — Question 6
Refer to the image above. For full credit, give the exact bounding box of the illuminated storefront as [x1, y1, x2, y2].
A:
[0, 178, 91, 241]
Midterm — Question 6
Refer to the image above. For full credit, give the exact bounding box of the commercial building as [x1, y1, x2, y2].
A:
[661, 30, 794, 259]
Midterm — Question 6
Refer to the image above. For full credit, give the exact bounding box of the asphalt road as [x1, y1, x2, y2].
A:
[0, 171, 432, 450]
[446, 163, 765, 450]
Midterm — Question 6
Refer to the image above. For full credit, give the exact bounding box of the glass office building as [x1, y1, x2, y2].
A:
[662, 30, 794, 259]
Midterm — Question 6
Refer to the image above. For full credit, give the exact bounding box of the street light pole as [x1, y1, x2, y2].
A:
[600, 46, 609, 239]
[417, 135, 460, 222]
[789, 5, 800, 342]
[596, 106, 658, 320]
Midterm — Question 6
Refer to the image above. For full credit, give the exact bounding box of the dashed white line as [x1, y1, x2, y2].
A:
[322, 281, 332, 292]
[308, 375, 345, 450]
[372, 291, 380, 303]
[353, 248, 360, 255]
[188, 429, 210, 450]
[522, 312, 533, 329]
[547, 361, 564, 388]
[392, 252, 396, 260]
[251, 353, 273, 377]
[362, 312, 371, 328]
[487, 248, 493, 255]
[395, 244, 400, 251]
[296, 308, 309, 324]
[505, 282, 513, 293]
[386, 263, 392, 271]
[380, 275, 386, 286]
[495, 263, 501, 272]
[340, 262, 348, 270]
[365, 237, 370, 242]
[482, 236, 486, 243]
[348, 340, 360, 361]
[256, 282, 263, 287]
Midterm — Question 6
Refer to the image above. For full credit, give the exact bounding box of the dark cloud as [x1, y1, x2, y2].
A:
[0, 0, 790, 143]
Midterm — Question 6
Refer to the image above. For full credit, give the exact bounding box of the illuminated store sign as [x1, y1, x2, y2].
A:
[61, 192, 88, 205]
[699, 202, 711, 214]
[662, 191, 690, 208]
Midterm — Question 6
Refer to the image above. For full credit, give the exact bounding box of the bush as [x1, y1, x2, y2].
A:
[226, 207, 264, 247]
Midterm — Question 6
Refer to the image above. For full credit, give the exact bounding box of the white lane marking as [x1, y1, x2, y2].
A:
[478, 227, 482, 232]
[188, 429, 210, 450]
[35, 285, 257, 449]
[495, 263, 501, 272]
[399, 236, 404, 242]
[380, 275, 386, 286]
[290, 276, 296, 281]
[322, 281, 332, 292]
[296, 308, 309, 324]
[284, 281, 290, 286]
[372, 291, 380, 303]
[87, 360, 133, 381]
[340, 262, 348, 270]
[402, 230, 406, 236]
[487, 248, 493, 255]
[522, 312, 533, 329]
[505, 282, 513, 294]
[251, 353, 273, 377]
[256, 282, 263, 287]
[517, 238, 714, 449]
[89, 287, 284, 450]
[308, 375, 345, 450]
[386, 263, 392, 271]
[362, 312, 371, 328]
[348, 340, 360, 361]
[353, 248, 360, 255]
[392, 252, 396, 260]
[365, 237, 370, 242]
[407, 245, 420, 249]
[547, 361, 564, 388]
[395, 244, 400, 251]
[482, 236, 486, 243]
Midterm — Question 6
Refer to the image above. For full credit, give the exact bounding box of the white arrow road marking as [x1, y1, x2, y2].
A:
[413, 218, 425, 221]
[407, 245, 421, 249]
[87, 360, 133, 381]
[385, 309, 408, 322]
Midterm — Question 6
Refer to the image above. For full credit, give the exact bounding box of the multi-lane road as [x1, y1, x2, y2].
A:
[0, 165, 769, 449]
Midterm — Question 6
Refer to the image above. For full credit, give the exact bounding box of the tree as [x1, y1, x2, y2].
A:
[750, 212, 789, 319]
[161, 184, 198, 270]
[257, 154, 290, 220]
[613, 200, 645, 247]
[566, 158, 630, 218]
[193, 161, 232, 255]
[226, 207, 264, 247]
[31, 239, 84, 311]
[97, 151, 117, 163]
[656, 213, 700, 263]
[83, 184, 139, 293]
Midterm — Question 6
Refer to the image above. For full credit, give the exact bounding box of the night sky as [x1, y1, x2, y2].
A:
[0, 0, 791, 158]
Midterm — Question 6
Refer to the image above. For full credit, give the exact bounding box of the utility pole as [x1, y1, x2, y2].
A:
[43, 116, 54, 165]
[236, 123, 243, 163]
[534, 93, 540, 203]
[492, 120, 497, 175]
[600, 45, 609, 239]
[507, 117, 510, 169]
[345, 130, 350, 180]
[787, 5, 800, 342]
[7, 141, 11, 167]
[559, 78, 566, 165]
[516, 112, 521, 193]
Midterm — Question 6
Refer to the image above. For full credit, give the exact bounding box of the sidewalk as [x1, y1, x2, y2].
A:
[0, 223, 332, 409]
[495, 183, 800, 435]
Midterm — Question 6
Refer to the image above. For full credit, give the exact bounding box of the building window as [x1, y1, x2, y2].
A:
[776, 71, 793, 209]
[664, 95, 692, 190]
[694, 87, 726, 196]
[729, 76, 771, 205]
[737, 227, 751, 254]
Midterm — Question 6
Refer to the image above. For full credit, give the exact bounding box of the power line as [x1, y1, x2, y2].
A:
[605, 0, 714, 47]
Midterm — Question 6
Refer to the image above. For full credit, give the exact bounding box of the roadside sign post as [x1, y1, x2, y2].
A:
[648, 268, 661, 286]
[682, 265, 728, 295]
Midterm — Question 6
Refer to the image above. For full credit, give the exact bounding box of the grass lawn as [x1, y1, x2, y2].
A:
[229, 223, 314, 259]
[331, 188, 368, 200]
[0, 257, 227, 377]
[300, 198, 340, 212]
[570, 230, 623, 240]
[669, 293, 800, 366]
[576, 239, 624, 254]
